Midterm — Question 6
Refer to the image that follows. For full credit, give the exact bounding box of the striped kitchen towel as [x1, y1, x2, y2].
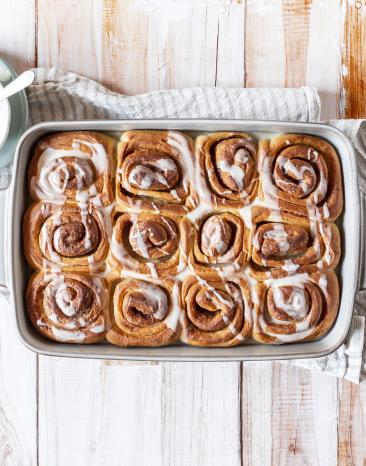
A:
[3, 67, 366, 382]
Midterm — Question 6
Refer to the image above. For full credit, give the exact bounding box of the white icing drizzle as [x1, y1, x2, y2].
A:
[51, 326, 86, 343]
[272, 285, 307, 320]
[164, 282, 182, 331]
[32, 139, 108, 202]
[263, 223, 290, 253]
[217, 160, 245, 191]
[282, 259, 300, 273]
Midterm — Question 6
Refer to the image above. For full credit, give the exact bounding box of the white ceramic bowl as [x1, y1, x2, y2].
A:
[0, 83, 11, 150]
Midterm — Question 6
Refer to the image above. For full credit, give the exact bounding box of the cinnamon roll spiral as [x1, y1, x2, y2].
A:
[106, 277, 181, 346]
[195, 132, 258, 208]
[190, 212, 250, 275]
[27, 272, 107, 343]
[259, 135, 343, 220]
[116, 130, 197, 215]
[250, 210, 340, 279]
[252, 272, 339, 344]
[181, 275, 252, 347]
[24, 202, 109, 271]
[109, 212, 190, 278]
[28, 131, 115, 206]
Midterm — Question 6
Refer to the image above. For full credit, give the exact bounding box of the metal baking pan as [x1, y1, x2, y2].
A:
[0, 119, 359, 361]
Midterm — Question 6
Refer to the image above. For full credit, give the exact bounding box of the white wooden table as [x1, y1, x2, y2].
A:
[1, 1, 366, 465]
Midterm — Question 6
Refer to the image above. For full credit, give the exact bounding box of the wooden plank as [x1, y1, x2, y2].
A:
[161, 362, 241, 466]
[0, 299, 38, 466]
[245, 0, 341, 119]
[340, 0, 366, 118]
[0, 0, 36, 71]
[270, 363, 338, 466]
[215, 1, 245, 87]
[102, 0, 220, 94]
[306, 0, 343, 119]
[245, 0, 286, 88]
[242, 363, 338, 466]
[242, 362, 273, 466]
[337, 379, 366, 466]
[282, 0, 313, 88]
[0, 3, 37, 465]
[38, 358, 164, 466]
[37, 0, 103, 81]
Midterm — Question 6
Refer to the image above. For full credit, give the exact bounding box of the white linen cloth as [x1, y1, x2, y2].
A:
[2, 68, 365, 382]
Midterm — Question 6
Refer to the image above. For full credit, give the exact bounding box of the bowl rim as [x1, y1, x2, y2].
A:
[0, 83, 11, 151]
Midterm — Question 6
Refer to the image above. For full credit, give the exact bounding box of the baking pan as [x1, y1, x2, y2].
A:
[0, 119, 359, 361]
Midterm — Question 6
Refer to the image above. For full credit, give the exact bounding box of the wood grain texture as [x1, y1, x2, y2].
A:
[270, 363, 338, 466]
[245, 0, 342, 119]
[341, 0, 366, 118]
[0, 0, 36, 70]
[37, 0, 103, 80]
[242, 362, 273, 466]
[0, 4, 37, 465]
[38, 358, 164, 466]
[306, 0, 342, 119]
[245, 0, 286, 88]
[102, 0, 220, 94]
[338, 379, 366, 466]
[215, 1, 245, 87]
[0, 299, 37, 466]
[161, 362, 241, 466]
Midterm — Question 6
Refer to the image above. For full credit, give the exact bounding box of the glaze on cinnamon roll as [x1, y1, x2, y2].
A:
[27, 272, 107, 343]
[250, 210, 340, 279]
[252, 272, 339, 344]
[109, 212, 190, 278]
[116, 131, 197, 215]
[106, 277, 181, 346]
[190, 212, 250, 275]
[28, 131, 115, 206]
[24, 202, 109, 271]
[181, 275, 252, 347]
[195, 132, 258, 208]
[259, 135, 343, 220]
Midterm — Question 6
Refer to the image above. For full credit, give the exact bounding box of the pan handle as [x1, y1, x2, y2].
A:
[0, 188, 10, 300]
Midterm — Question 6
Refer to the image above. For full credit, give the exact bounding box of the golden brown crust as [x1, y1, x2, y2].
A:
[189, 211, 251, 276]
[106, 276, 181, 347]
[252, 271, 339, 344]
[258, 134, 343, 221]
[108, 211, 190, 278]
[26, 271, 108, 343]
[181, 275, 252, 347]
[196, 132, 258, 208]
[28, 131, 115, 206]
[24, 130, 343, 348]
[115, 130, 197, 216]
[23, 202, 110, 272]
[249, 209, 341, 280]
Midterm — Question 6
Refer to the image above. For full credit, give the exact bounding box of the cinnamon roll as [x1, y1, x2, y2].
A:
[189, 212, 250, 275]
[28, 131, 115, 206]
[250, 210, 340, 279]
[195, 132, 258, 208]
[181, 275, 252, 347]
[252, 271, 339, 344]
[109, 211, 190, 278]
[116, 130, 197, 215]
[24, 202, 109, 271]
[259, 135, 343, 221]
[106, 276, 181, 347]
[27, 272, 107, 343]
